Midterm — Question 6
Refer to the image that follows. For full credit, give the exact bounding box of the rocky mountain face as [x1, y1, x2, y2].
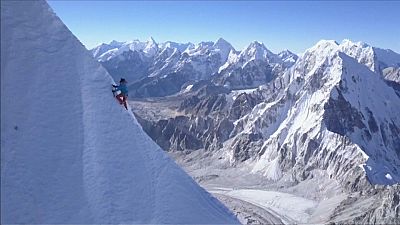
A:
[130, 39, 400, 224]
[90, 38, 295, 97]
[213, 41, 286, 89]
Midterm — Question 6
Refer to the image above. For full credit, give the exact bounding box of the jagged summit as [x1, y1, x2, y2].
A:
[109, 40, 124, 46]
[278, 49, 298, 67]
[214, 37, 232, 47]
[143, 36, 159, 57]
[249, 40, 265, 47]
[341, 39, 369, 48]
[279, 48, 294, 54]
[161, 41, 194, 52]
[238, 43, 400, 184]
[238, 40, 280, 64]
[214, 37, 235, 50]
[90, 37, 398, 97]
[147, 36, 157, 44]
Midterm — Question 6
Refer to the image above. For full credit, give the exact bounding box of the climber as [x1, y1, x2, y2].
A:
[112, 78, 128, 110]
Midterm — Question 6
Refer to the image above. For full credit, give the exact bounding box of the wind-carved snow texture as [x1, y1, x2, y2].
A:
[0, 1, 239, 224]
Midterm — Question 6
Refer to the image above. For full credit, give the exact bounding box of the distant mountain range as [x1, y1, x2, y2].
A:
[121, 38, 400, 223]
[90, 38, 298, 97]
[90, 38, 399, 99]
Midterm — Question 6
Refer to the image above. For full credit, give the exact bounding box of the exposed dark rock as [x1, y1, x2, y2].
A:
[232, 133, 263, 162]
[324, 89, 366, 135]
[229, 93, 261, 120]
[304, 139, 319, 164]
[331, 185, 400, 225]
[385, 80, 400, 98]
[365, 107, 379, 133]
[389, 121, 400, 155]
[179, 95, 200, 111]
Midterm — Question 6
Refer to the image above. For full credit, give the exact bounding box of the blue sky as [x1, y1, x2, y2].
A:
[48, 1, 400, 54]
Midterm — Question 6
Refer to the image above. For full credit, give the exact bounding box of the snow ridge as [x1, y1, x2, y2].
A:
[229, 40, 400, 186]
[0, 1, 239, 224]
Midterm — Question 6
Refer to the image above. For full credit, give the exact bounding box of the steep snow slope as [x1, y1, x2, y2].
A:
[0, 1, 239, 224]
[338, 39, 400, 75]
[230, 40, 400, 186]
[130, 39, 400, 224]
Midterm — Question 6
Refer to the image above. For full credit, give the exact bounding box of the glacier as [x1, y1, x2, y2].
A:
[129, 39, 400, 223]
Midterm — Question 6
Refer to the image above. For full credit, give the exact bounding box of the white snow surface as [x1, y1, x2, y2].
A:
[0, 1, 239, 224]
[96, 37, 160, 62]
[159, 41, 194, 53]
[230, 39, 400, 185]
[219, 41, 281, 73]
[319, 39, 400, 73]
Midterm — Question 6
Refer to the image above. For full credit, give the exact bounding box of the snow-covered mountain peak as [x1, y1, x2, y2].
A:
[160, 41, 194, 53]
[244, 41, 267, 54]
[341, 39, 370, 48]
[308, 39, 339, 54]
[214, 37, 233, 49]
[337, 39, 375, 71]
[239, 41, 278, 62]
[372, 47, 400, 69]
[91, 40, 125, 59]
[248, 40, 265, 48]
[214, 38, 234, 51]
[279, 49, 293, 55]
[297, 40, 341, 74]
[109, 40, 124, 47]
[147, 36, 156, 44]
[143, 36, 159, 57]
[183, 41, 214, 56]
[212, 38, 235, 62]
[233, 40, 400, 187]
[1, 1, 240, 223]
[337, 39, 400, 73]
[197, 41, 215, 49]
[278, 49, 298, 67]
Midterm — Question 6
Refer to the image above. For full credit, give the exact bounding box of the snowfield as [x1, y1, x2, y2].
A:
[0, 1, 239, 224]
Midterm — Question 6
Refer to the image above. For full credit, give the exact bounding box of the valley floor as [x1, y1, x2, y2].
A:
[129, 96, 393, 225]
[169, 150, 348, 225]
